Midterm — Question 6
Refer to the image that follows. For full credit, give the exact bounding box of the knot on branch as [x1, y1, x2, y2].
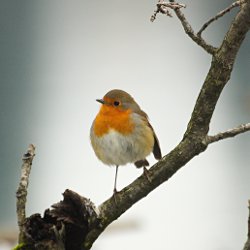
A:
[22, 190, 100, 250]
[151, 1, 186, 22]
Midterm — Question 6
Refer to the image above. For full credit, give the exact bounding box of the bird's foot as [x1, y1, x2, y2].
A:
[112, 188, 118, 205]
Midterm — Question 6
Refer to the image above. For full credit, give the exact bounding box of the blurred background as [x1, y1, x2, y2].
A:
[0, 0, 249, 249]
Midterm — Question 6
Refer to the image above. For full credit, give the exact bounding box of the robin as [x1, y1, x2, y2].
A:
[90, 89, 162, 195]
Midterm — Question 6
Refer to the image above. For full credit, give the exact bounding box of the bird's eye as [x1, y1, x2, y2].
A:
[113, 101, 120, 106]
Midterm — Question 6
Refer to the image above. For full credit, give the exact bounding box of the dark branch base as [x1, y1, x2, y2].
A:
[18, 190, 99, 250]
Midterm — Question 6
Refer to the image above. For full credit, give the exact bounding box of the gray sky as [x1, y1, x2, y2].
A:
[0, 1, 249, 249]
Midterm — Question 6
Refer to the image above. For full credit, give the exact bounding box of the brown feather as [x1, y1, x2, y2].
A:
[135, 109, 162, 160]
[152, 132, 162, 160]
[146, 121, 162, 160]
[104, 90, 162, 162]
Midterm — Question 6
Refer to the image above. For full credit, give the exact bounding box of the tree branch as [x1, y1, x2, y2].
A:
[243, 200, 250, 250]
[173, 6, 217, 54]
[16, 144, 36, 243]
[150, 1, 186, 20]
[184, 0, 250, 139]
[197, 0, 244, 37]
[151, 1, 217, 54]
[84, 1, 250, 248]
[204, 123, 250, 145]
[84, 140, 205, 249]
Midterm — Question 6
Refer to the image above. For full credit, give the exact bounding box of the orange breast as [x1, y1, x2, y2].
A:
[93, 105, 134, 137]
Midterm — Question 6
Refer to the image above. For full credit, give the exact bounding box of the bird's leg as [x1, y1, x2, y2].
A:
[143, 166, 152, 183]
[113, 165, 119, 204]
[113, 165, 119, 193]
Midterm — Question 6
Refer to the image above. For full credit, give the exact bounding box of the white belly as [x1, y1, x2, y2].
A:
[90, 119, 154, 166]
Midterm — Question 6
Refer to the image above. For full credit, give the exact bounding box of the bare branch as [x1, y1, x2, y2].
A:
[151, 1, 186, 21]
[16, 144, 36, 243]
[204, 123, 250, 145]
[184, 0, 250, 139]
[243, 200, 250, 250]
[85, 2, 250, 247]
[173, 8, 217, 54]
[197, 0, 245, 37]
[151, 1, 217, 54]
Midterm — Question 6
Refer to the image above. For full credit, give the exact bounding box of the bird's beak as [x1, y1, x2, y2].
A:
[96, 99, 105, 104]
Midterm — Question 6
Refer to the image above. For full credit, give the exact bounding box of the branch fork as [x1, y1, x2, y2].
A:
[197, 0, 246, 37]
[151, 0, 246, 55]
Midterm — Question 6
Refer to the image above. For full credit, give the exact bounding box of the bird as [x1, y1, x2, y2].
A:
[90, 89, 162, 196]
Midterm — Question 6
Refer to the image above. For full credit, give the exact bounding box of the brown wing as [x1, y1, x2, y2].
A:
[134, 109, 162, 160]
[146, 118, 161, 160]
[152, 131, 162, 160]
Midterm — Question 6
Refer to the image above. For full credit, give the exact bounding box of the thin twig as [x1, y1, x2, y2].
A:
[173, 8, 217, 54]
[197, 0, 244, 37]
[204, 123, 250, 145]
[16, 144, 36, 243]
[151, 1, 217, 54]
[151, 1, 185, 21]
